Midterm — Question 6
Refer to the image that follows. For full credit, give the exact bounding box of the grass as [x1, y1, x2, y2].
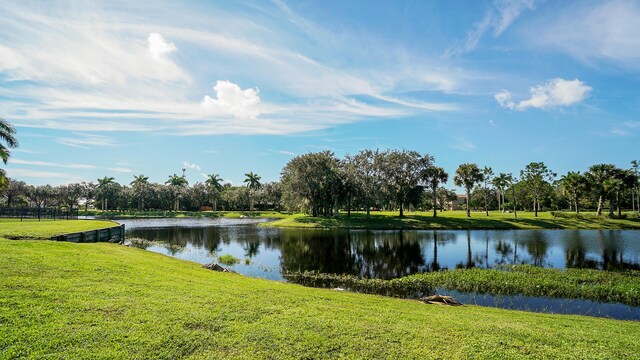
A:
[286, 265, 640, 307]
[2, 239, 640, 359]
[264, 210, 640, 230]
[78, 209, 291, 220]
[0, 219, 120, 239]
[218, 254, 241, 266]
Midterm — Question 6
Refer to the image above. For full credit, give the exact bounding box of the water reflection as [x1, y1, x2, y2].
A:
[121, 219, 640, 281]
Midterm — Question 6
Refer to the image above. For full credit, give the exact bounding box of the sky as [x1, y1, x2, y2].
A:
[1, 0, 639, 188]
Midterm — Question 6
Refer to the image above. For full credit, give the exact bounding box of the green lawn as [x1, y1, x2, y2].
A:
[265, 210, 640, 230]
[0, 219, 119, 239]
[1, 237, 640, 358]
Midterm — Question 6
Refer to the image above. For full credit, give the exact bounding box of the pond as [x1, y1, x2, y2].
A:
[120, 218, 640, 320]
[121, 218, 640, 281]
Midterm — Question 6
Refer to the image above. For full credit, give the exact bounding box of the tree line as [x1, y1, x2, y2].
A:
[1, 148, 639, 218]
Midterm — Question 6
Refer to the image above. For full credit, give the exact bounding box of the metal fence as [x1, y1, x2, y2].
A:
[0, 207, 79, 220]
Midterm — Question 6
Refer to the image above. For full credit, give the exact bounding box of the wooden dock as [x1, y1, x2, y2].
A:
[51, 224, 125, 243]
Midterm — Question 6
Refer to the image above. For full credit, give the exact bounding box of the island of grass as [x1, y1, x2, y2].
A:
[1, 220, 640, 358]
[264, 210, 640, 230]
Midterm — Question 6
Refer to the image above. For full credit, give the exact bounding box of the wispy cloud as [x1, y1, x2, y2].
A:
[528, 0, 640, 70]
[107, 167, 132, 173]
[0, 1, 459, 137]
[611, 121, 640, 136]
[446, 0, 536, 57]
[451, 138, 477, 151]
[56, 133, 116, 149]
[11, 159, 96, 169]
[495, 78, 591, 111]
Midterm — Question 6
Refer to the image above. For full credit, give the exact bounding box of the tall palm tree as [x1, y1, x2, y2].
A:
[480, 166, 494, 216]
[492, 173, 510, 213]
[631, 160, 639, 213]
[559, 171, 586, 214]
[205, 174, 223, 211]
[165, 174, 189, 211]
[454, 163, 484, 217]
[97, 176, 115, 210]
[0, 118, 18, 191]
[130, 174, 150, 211]
[586, 164, 617, 216]
[422, 166, 448, 217]
[244, 172, 261, 212]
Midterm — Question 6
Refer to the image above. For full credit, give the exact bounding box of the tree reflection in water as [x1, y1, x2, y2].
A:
[125, 222, 640, 279]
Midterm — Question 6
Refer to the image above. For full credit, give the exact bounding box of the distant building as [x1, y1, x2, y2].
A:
[449, 194, 467, 210]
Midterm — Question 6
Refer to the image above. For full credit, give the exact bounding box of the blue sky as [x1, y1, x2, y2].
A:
[1, 0, 639, 187]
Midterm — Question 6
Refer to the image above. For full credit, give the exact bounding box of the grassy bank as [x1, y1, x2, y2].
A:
[265, 210, 640, 230]
[0, 219, 119, 239]
[286, 265, 640, 307]
[1, 240, 639, 359]
[78, 209, 290, 220]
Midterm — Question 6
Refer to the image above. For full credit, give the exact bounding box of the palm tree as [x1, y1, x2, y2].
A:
[559, 171, 586, 214]
[422, 166, 448, 217]
[130, 174, 150, 211]
[96, 176, 115, 210]
[480, 166, 494, 216]
[165, 174, 189, 211]
[631, 160, 639, 213]
[244, 172, 261, 212]
[492, 173, 510, 213]
[454, 163, 484, 217]
[585, 164, 617, 216]
[205, 174, 224, 211]
[0, 118, 18, 191]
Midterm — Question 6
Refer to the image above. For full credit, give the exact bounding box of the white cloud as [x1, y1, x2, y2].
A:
[530, 1, 640, 69]
[451, 138, 477, 151]
[148, 33, 176, 61]
[611, 121, 640, 136]
[7, 168, 80, 179]
[11, 159, 96, 169]
[0, 1, 457, 138]
[447, 0, 536, 56]
[56, 134, 116, 149]
[495, 78, 591, 111]
[182, 161, 201, 171]
[107, 167, 132, 173]
[201, 80, 262, 119]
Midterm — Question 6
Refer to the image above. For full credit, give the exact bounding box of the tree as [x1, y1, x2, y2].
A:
[57, 183, 84, 212]
[585, 164, 617, 216]
[130, 174, 150, 210]
[421, 166, 448, 217]
[520, 162, 556, 217]
[480, 167, 494, 216]
[436, 187, 457, 212]
[96, 176, 116, 210]
[0, 117, 18, 189]
[165, 174, 189, 211]
[244, 172, 261, 212]
[378, 150, 432, 217]
[559, 171, 586, 213]
[81, 181, 96, 211]
[631, 160, 639, 213]
[347, 149, 384, 217]
[492, 173, 510, 213]
[2, 179, 26, 207]
[280, 151, 340, 216]
[504, 174, 518, 218]
[454, 163, 484, 217]
[205, 174, 224, 211]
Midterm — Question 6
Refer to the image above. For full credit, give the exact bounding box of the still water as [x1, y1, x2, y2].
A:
[121, 218, 640, 281]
